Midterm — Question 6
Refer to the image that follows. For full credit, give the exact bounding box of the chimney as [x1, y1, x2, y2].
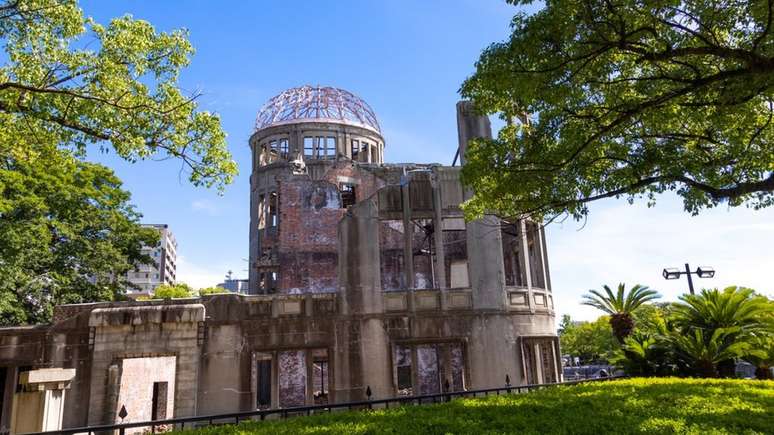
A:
[455, 101, 492, 166]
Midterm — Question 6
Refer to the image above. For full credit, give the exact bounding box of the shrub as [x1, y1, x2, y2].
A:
[178, 378, 774, 435]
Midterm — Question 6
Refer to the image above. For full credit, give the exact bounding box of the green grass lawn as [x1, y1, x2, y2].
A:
[181, 378, 773, 435]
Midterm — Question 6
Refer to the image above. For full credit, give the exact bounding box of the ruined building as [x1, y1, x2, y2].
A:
[0, 86, 559, 433]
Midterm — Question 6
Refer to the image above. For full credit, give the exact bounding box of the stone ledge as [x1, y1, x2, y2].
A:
[89, 304, 205, 327]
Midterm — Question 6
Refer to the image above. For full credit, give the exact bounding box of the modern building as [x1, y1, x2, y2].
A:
[0, 86, 558, 433]
[217, 278, 250, 293]
[126, 224, 177, 298]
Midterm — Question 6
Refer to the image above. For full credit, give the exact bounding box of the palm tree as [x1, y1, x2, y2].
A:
[582, 283, 660, 343]
[671, 287, 772, 377]
[672, 287, 770, 333]
[670, 327, 753, 378]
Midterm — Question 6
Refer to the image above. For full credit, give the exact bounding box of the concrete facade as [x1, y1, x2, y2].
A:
[0, 87, 559, 432]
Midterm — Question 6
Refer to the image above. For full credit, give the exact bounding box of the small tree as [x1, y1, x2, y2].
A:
[670, 327, 753, 378]
[198, 286, 227, 296]
[582, 283, 660, 343]
[560, 315, 618, 364]
[153, 283, 194, 299]
[671, 287, 772, 377]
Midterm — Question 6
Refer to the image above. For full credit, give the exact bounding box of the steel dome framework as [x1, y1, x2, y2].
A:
[255, 85, 381, 134]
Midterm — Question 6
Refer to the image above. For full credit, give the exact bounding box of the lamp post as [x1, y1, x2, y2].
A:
[662, 263, 715, 295]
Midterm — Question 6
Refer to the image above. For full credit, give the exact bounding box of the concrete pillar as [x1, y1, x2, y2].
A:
[10, 368, 76, 435]
[520, 219, 535, 312]
[466, 215, 506, 310]
[431, 169, 447, 294]
[540, 226, 552, 292]
[401, 181, 413, 290]
[455, 101, 492, 165]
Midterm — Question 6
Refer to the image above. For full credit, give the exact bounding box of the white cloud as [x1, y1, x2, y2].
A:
[191, 199, 220, 216]
[549, 195, 774, 322]
[176, 255, 227, 289]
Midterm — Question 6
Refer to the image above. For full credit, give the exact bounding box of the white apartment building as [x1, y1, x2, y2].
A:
[126, 224, 177, 297]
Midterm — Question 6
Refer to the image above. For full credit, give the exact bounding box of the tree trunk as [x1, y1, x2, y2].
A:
[609, 313, 634, 343]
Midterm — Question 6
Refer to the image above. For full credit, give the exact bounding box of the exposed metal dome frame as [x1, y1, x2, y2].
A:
[255, 85, 381, 134]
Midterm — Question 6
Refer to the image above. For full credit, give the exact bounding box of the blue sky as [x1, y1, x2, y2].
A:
[81, 1, 774, 321]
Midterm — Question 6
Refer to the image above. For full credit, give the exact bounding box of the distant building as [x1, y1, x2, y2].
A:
[126, 224, 177, 297]
[217, 278, 249, 293]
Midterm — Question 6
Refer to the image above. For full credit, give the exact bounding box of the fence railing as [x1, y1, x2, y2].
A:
[23, 375, 626, 435]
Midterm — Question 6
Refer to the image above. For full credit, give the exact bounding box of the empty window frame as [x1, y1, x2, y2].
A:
[521, 338, 558, 384]
[340, 183, 356, 208]
[379, 220, 407, 291]
[258, 270, 278, 294]
[351, 139, 360, 160]
[256, 357, 272, 408]
[321, 136, 336, 160]
[394, 345, 413, 396]
[312, 349, 329, 405]
[279, 138, 289, 159]
[360, 141, 370, 162]
[268, 192, 278, 227]
[393, 343, 465, 396]
[525, 221, 546, 289]
[304, 137, 315, 158]
[411, 219, 435, 289]
[443, 222, 469, 288]
[501, 223, 526, 287]
[151, 381, 168, 420]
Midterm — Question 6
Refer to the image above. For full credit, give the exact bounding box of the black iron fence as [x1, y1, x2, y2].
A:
[23, 376, 626, 435]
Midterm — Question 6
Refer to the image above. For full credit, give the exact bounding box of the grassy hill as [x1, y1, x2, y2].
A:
[180, 378, 773, 434]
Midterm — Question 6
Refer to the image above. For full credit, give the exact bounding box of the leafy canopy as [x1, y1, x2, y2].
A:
[672, 286, 771, 333]
[461, 0, 774, 221]
[0, 0, 237, 189]
[612, 286, 774, 377]
[559, 315, 618, 363]
[0, 146, 159, 325]
[582, 283, 660, 315]
[152, 283, 195, 299]
[582, 283, 661, 343]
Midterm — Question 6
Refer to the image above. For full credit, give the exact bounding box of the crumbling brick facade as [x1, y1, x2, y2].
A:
[0, 89, 560, 432]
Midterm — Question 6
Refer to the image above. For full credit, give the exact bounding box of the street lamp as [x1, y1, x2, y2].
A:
[662, 263, 715, 294]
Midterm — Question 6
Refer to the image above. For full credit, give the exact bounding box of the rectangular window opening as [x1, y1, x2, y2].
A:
[340, 183, 356, 208]
[394, 345, 413, 396]
[269, 192, 278, 227]
[304, 137, 314, 158]
[526, 222, 546, 289]
[279, 138, 289, 159]
[443, 219, 468, 288]
[151, 381, 168, 420]
[256, 358, 272, 408]
[312, 349, 329, 405]
[379, 220, 406, 291]
[324, 136, 336, 160]
[502, 223, 526, 286]
[411, 219, 435, 289]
